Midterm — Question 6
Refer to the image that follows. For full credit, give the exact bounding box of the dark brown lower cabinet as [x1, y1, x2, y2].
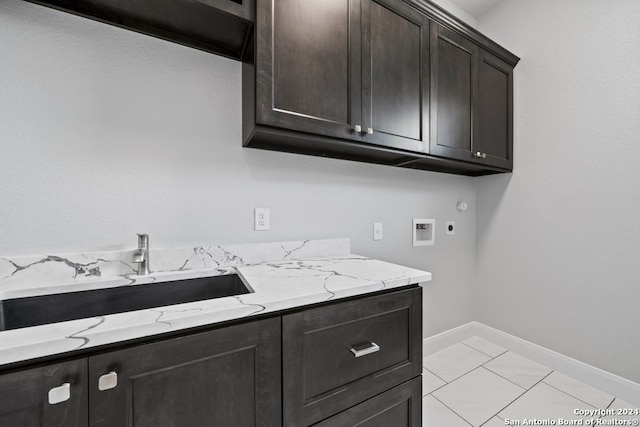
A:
[89, 317, 281, 427]
[0, 286, 423, 427]
[313, 378, 422, 427]
[0, 359, 87, 427]
[0, 318, 280, 427]
[283, 287, 422, 426]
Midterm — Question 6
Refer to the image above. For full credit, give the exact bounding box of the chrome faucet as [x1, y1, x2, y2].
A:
[133, 233, 150, 275]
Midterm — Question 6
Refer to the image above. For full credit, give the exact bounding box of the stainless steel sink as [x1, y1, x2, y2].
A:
[0, 274, 251, 331]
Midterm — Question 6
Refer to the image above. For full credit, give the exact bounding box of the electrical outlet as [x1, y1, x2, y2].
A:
[254, 208, 270, 231]
[373, 222, 383, 241]
[446, 221, 456, 235]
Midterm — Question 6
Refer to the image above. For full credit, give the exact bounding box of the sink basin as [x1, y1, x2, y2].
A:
[0, 274, 251, 332]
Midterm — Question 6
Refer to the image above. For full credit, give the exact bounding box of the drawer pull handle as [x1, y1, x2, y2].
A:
[48, 382, 71, 405]
[350, 342, 380, 358]
[98, 371, 118, 391]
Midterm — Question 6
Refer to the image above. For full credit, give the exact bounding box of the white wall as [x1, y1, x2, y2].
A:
[476, 0, 640, 382]
[429, 0, 477, 27]
[0, 0, 477, 338]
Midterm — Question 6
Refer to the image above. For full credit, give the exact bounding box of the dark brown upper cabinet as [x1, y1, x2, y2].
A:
[428, 22, 513, 170]
[25, 0, 519, 175]
[477, 49, 514, 170]
[429, 23, 479, 164]
[244, 0, 519, 176]
[364, 0, 430, 154]
[257, 0, 361, 142]
[25, 0, 254, 60]
[244, 0, 429, 166]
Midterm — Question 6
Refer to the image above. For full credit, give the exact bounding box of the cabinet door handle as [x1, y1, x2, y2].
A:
[350, 342, 380, 358]
[482, 153, 487, 159]
[366, 127, 374, 135]
[354, 125, 362, 133]
[48, 382, 71, 405]
[473, 151, 482, 158]
[98, 371, 118, 391]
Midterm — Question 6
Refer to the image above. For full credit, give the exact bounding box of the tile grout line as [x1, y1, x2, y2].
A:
[430, 361, 515, 403]
[461, 341, 508, 359]
[486, 370, 556, 421]
[468, 338, 618, 412]
[423, 381, 448, 397]
[459, 341, 500, 359]
[479, 349, 560, 393]
[541, 378, 605, 410]
[480, 416, 501, 427]
[428, 339, 618, 426]
[599, 397, 617, 419]
[428, 338, 625, 425]
[473, 337, 625, 411]
[478, 365, 528, 391]
[605, 398, 615, 410]
[423, 365, 448, 384]
[428, 363, 502, 424]
[430, 394, 474, 427]
[605, 397, 617, 409]
[425, 348, 508, 386]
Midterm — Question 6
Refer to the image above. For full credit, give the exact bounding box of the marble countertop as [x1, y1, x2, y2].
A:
[0, 239, 431, 368]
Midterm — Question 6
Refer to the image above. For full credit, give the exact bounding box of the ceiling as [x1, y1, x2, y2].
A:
[447, 0, 503, 18]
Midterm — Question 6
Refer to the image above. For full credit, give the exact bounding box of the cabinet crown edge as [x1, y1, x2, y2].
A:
[406, 0, 520, 67]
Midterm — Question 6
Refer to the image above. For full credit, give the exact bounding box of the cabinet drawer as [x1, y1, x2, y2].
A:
[303, 303, 410, 399]
[313, 377, 422, 427]
[283, 287, 422, 426]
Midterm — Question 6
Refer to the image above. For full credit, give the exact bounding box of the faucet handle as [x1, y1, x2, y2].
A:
[137, 233, 149, 248]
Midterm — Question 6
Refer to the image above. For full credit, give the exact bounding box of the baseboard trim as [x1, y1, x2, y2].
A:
[423, 321, 640, 406]
[422, 321, 478, 356]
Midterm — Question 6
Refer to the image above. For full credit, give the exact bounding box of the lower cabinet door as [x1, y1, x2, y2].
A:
[88, 317, 281, 427]
[0, 359, 88, 427]
[312, 377, 422, 427]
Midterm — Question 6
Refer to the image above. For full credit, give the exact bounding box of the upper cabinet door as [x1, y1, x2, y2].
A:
[429, 22, 479, 162]
[477, 49, 514, 170]
[361, 0, 429, 153]
[256, 0, 362, 141]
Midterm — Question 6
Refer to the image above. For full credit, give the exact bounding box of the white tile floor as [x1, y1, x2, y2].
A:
[422, 337, 640, 426]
